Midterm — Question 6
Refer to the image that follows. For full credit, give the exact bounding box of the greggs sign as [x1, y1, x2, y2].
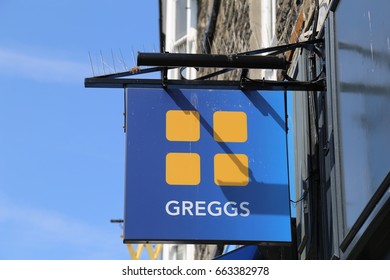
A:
[123, 87, 291, 243]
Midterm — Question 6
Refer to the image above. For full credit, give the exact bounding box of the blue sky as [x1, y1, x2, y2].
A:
[0, 0, 159, 259]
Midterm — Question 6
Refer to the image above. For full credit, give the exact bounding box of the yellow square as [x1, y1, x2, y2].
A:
[214, 153, 248, 186]
[166, 153, 201, 185]
[166, 110, 200, 142]
[213, 111, 247, 142]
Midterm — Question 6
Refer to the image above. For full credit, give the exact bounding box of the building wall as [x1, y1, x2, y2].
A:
[325, 0, 390, 259]
[196, 0, 252, 80]
[196, 0, 278, 80]
[161, 0, 390, 260]
[276, 0, 315, 45]
[275, 0, 325, 260]
[280, 0, 390, 259]
[193, 0, 334, 260]
[196, 0, 251, 54]
[193, 0, 319, 260]
[194, 0, 277, 259]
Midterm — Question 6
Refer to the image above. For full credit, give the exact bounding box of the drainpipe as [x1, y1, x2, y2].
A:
[203, 0, 221, 54]
[159, 0, 165, 53]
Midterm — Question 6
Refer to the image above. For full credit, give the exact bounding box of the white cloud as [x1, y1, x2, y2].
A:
[0, 48, 89, 84]
[0, 193, 126, 259]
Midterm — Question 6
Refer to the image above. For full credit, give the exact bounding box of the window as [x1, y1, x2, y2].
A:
[165, 0, 197, 79]
[175, 0, 187, 42]
[334, 0, 390, 233]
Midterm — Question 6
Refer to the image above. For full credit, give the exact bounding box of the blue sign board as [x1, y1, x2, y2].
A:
[124, 87, 291, 243]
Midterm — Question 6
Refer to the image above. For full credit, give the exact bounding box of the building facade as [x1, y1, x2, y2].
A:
[159, 0, 390, 259]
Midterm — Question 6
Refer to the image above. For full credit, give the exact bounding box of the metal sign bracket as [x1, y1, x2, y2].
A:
[84, 39, 325, 92]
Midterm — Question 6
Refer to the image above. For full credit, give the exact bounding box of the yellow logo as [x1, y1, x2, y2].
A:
[166, 110, 200, 142]
[165, 110, 248, 186]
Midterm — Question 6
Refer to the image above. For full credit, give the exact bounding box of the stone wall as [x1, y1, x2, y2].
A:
[192, 0, 319, 260]
[197, 0, 252, 54]
[276, 0, 316, 50]
[196, 0, 317, 78]
[195, 0, 319, 81]
[194, 244, 218, 260]
[198, 0, 318, 54]
[196, 0, 252, 80]
[196, 0, 211, 53]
